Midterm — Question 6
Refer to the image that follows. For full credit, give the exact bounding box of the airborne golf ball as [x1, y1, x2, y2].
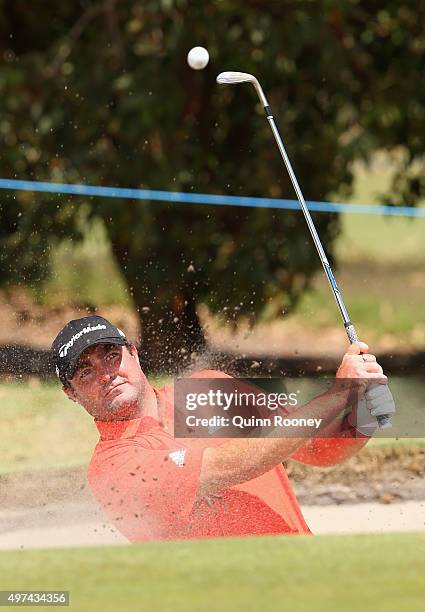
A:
[187, 46, 209, 70]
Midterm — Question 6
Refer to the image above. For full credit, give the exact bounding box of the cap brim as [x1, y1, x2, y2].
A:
[65, 337, 128, 381]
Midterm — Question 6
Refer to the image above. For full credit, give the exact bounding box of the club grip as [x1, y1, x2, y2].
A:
[344, 322, 359, 344]
[344, 325, 392, 429]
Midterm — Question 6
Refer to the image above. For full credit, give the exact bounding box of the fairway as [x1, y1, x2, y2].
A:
[0, 533, 424, 612]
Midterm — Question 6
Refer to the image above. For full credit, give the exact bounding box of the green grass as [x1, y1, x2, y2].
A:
[336, 213, 425, 265]
[291, 157, 425, 342]
[295, 261, 425, 344]
[336, 155, 425, 265]
[0, 533, 424, 611]
[292, 157, 425, 341]
[0, 381, 97, 473]
[0, 377, 170, 473]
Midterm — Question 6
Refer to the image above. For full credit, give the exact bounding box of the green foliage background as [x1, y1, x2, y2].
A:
[0, 1, 423, 360]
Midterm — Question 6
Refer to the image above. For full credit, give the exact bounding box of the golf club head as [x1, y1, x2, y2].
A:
[216, 72, 269, 107]
[216, 71, 257, 85]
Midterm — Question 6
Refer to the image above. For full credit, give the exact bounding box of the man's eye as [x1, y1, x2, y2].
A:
[106, 351, 120, 361]
[79, 369, 92, 379]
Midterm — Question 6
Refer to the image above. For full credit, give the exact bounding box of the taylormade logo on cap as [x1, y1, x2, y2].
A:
[58, 324, 107, 358]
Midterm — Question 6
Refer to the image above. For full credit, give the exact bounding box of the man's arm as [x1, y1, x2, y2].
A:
[199, 381, 352, 496]
[198, 342, 386, 497]
[290, 348, 392, 467]
[289, 415, 368, 467]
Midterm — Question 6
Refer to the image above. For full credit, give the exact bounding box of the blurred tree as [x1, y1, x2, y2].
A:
[0, 1, 423, 369]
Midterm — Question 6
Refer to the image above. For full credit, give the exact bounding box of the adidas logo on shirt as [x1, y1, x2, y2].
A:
[168, 449, 187, 467]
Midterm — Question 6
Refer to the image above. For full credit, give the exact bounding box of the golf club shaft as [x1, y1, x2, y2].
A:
[267, 117, 354, 334]
[261, 99, 391, 428]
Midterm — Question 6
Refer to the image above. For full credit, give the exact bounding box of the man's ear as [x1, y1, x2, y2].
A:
[63, 384, 78, 403]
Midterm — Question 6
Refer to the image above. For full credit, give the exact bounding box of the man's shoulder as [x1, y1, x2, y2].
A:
[155, 370, 232, 398]
[86, 437, 136, 483]
[187, 369, 233, 380]
[86, 439, 114, 481]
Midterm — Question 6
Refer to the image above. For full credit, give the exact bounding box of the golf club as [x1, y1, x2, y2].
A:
[217, 71, 391, 429]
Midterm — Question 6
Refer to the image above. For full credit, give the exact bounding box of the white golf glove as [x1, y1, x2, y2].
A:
[348, 384, 396, 436]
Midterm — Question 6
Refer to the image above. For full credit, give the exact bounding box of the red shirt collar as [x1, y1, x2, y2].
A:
[94, 387, 171, 441]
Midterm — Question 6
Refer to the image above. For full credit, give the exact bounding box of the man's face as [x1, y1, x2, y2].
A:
[64, 343, 147, 420]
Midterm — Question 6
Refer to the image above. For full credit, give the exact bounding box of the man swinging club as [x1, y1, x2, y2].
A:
[52, 315, 395, 542]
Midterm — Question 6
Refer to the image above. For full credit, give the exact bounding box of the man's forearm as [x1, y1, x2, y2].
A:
[199, 382, 351, 496]
[290, 414, 370, 467]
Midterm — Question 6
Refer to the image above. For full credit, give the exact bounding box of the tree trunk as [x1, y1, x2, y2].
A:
[111, 239, 206, 373]
[137, 292, 206, 374]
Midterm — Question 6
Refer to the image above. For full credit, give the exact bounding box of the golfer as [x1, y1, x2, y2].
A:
[52, 315, 395, 541]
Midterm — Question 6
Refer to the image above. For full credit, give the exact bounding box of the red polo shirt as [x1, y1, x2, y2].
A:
[88, 370, 312, 542]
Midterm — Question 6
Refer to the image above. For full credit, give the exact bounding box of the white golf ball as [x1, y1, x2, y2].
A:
[187, 46, 209, 70]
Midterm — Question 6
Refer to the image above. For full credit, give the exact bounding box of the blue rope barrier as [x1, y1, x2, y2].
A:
[0, 177, 423, 218]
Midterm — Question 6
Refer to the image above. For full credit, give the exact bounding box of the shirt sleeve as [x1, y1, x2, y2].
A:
[290, 417, 367, 467]
[88, 437, 207, 539]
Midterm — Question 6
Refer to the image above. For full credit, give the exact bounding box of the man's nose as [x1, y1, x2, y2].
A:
[99, 370, 113, 384]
